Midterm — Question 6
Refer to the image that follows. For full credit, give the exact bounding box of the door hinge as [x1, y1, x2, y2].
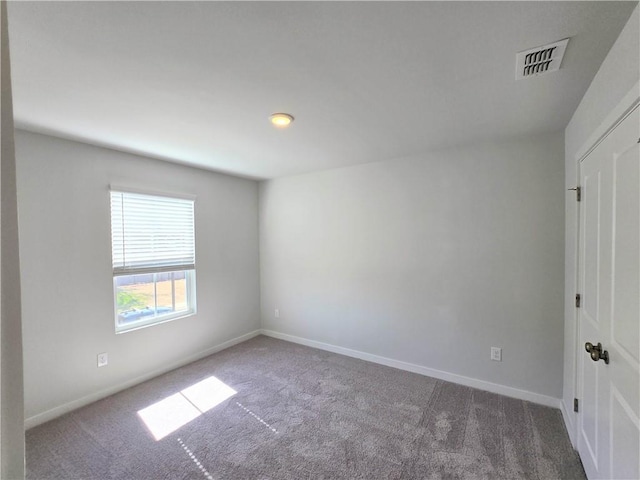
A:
[568, 186, 581, 201]
[575, 294, 581, 308]
[574, 398, 579, 412]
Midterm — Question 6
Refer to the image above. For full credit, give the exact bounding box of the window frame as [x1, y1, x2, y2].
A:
[110, 188, 197, 334]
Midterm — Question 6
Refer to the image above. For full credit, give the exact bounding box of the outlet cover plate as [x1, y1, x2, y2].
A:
[97, 352, 108, 367]
[491, 347, 502, 362]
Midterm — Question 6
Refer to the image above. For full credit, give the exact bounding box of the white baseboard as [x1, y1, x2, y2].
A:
[24, 329, 261, 430]
[26, 328, 563, 429]
[560, 399, 577, 448]
[261, 329, 562, 409]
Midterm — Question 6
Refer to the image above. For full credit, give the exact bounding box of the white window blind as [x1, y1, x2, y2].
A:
[110, 191, 195, 276]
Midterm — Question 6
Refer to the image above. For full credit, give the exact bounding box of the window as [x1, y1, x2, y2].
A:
[110, 190, 196, 333]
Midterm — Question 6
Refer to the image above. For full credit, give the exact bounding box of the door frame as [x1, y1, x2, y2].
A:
[571, 82, 640, 452]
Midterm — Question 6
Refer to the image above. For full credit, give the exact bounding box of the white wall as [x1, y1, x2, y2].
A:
[1, 2, 25, 477]
[563, 5, 639, 443]
[15, 131, 260, 425]
[260, 132, 565, 399]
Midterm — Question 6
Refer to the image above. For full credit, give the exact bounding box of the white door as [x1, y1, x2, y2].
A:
[578, 104, 639, 480]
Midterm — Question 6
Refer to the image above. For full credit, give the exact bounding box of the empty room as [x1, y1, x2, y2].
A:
[1, 1, 639, 479]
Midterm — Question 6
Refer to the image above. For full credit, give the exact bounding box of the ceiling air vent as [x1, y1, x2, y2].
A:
[516, 38, 569, 80]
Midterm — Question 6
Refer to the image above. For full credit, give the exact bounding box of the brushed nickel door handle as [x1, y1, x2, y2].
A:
[585, 342, 609, 364]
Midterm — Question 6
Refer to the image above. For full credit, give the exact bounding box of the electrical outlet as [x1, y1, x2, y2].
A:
[491, 347, 502, 362]
[97, 352, 108, 367]
[274, 309, 279, 318]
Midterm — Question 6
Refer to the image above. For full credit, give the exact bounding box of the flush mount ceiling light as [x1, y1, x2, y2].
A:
[269, 113, 294, 128]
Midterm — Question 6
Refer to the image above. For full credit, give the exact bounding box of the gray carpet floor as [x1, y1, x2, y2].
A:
[26, 335, 586, 479]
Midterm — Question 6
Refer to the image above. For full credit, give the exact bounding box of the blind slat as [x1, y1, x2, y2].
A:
[110, 191, 195, 273]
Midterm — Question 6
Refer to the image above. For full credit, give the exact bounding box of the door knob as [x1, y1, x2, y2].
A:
[585, 342, 610, 364]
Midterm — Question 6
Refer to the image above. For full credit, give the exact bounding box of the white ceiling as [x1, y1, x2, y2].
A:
[7, 1, 637, 180]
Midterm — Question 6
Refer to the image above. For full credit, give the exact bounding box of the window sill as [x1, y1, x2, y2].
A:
[115, 310, 196, 334]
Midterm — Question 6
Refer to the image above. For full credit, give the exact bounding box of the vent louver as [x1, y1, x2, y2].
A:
[516, 38, 569, 80]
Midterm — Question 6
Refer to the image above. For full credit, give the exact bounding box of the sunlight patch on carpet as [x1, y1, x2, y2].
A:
[138, 376, 237, 440]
